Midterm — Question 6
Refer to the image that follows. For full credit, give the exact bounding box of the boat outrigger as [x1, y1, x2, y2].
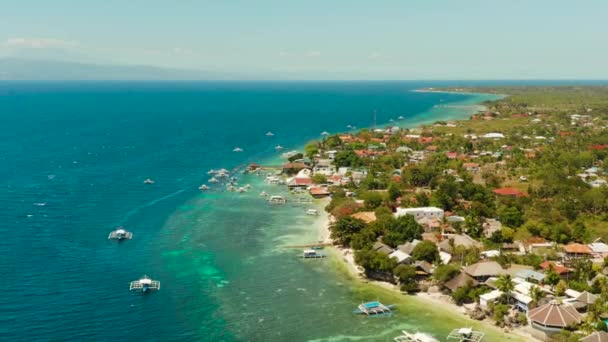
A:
[108, 227, 133, 240]
[353, 301, 395, 316]
[129, 275, 160, 293]
[446, 328, 485, 342]
[394, 331, 439, 342]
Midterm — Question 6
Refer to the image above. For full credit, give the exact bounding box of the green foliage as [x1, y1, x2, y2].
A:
[383, 215, 423, 248]
[304, 142, 319, 158]
[498, 206, 524, 227]
[330, 216, 366, 247]
[495, 274, 514, 303]
[387, 182, 402, 202]
[334, 150, 361, 167]
[555, 280, 568, 296]
[433, 264, 461, 284]
[492, 303, 509, 323]
[362, 191, 384, 210]
[312, 174, 328, 184]
[354, 249, 397, 274]
[412, 240, 440, 263]
[545, 269, 561, 287]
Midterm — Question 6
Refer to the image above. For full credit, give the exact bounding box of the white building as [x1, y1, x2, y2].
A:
[395, 207, 444, 220]
[313, 159, 336, 176]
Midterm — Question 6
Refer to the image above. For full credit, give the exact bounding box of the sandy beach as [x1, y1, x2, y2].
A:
[319, 210, 541, 342]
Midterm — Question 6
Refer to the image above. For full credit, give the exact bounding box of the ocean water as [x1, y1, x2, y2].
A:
[0, 81, 506, 342]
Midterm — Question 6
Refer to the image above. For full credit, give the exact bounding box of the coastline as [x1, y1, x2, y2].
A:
[312, 91, 538, 341]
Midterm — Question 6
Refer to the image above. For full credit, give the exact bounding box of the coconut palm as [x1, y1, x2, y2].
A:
[496, 274, 514, 304]
[529, 285, 545, 309]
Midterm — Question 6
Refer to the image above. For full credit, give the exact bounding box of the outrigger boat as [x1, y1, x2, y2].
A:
[353, 301, 395, 316]
[209, 177, 219, 183]
[266, 132, 274, 136]
[300, 249, 326, 259]
[394, 331, 439, 342]
[143, 178, 155, 184]
[446, 328, 485, 342]
[199, 184, 209, 190]
[260, 191, 269, 197]
[268, 195, 286, 204]
[129, 275, 160, 293]
[233, 147, 243, 152]
[207, 169, 216, 175]
[275, 145, 284, 150]
[306, 209, 319, 216]
[108, 227, 133, 240]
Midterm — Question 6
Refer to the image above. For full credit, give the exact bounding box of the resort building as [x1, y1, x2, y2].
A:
[444, 272, 478, 292]
[527, 300, 582, 339]
[313, 159, 336, 176]
[563, 243, 592, 259]
[394, 206, 444, 220]
[463, 261, 505, 282]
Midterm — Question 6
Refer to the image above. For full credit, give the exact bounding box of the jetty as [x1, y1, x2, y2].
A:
[129, 275, 160, 293]
[108, 227, 133, 240]
[446, 328, 485, 342]
[353, 301, 395, 316]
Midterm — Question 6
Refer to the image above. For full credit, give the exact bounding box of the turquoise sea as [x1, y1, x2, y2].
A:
[0, 81, 504, 341]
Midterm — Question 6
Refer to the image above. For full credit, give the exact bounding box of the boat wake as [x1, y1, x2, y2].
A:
[119, 188, 187, 224]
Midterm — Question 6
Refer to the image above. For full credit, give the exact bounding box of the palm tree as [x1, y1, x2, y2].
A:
[529, 285, 545, 309]
[496, 274, 515, 304]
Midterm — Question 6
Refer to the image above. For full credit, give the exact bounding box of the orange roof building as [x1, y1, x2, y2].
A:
[493, 187, 528, 197]
[563, 243, 592, 255]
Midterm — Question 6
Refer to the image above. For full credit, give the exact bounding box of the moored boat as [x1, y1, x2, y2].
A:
[129, 275, 160, 293]
[143, 178, 155, 184]
[199, 184, 209, 190]
[300, 249, 325, 259]
[353, 301, 395, 316]
[108, 227, 133, 240]
[394, 331, 439, 342]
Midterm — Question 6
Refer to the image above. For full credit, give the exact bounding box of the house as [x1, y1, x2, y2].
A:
[283, 162, 309, 174]
[372, 241, 393, 255]
[589, 241, 608, 258]
[563, 243, 592, 259]
[389, 250, 412, 264]
[395, 206, 444, 220]
[463, 261, 505, 282]
[482, 132, 505, 139]
[313, 159, 336, 176]
[444, 272, 479, 292]
[493, 187, 528, 197]
[527, 300, 582, 338]
[309, 187, 330, 198]
[514, 269, 546, 284]
[438, 234, 481, 253]
[463, 162, 480, 172]
[287, 177, 312, 188]
[482, 218, 502, 238]
[539, 261, 572, 278]
[479, 290, 502, 309]
[351, 211, 377, 224]
[397, 239, 421, 255]
[414, 261, 434, 279]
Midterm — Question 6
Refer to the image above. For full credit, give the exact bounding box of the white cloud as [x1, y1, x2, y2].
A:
[5, 37, 78, 49]
[306, 50, 321, 57]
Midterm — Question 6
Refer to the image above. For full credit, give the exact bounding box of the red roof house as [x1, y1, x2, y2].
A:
[493, 187, 528, 197]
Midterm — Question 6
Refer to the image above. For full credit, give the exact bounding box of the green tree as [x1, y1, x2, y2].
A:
[387, 182, 402, 202]
[529, 285, 545, 309]
[383, 215, 423, 248]
[304, 141, 319, 158]
[312, 174, 328, 184]
[287, 152, 304, 162]
[330, 217, 366, 247]
[495, 274, 515, 303]
[493, 303, 510, 324]
[363, 191, 384, 210]
[499, 206, 524, 227]
[433, 264, 461, 284]
[334, 150, 361, 167]
[545, 268, 561, 289]
[555, 280, 568, 297]
[412, 240, 440, 263]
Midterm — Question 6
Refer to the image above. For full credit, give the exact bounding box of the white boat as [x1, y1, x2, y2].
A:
[275, 145, 284, 150]
[129, 275, 160, 293]
[389, 118, 395, 122]
[233, 147, 243, 152]
[446, 328, 485, 342]
[209, 177, 219, 183]
[227, 185, 236, 192]
[398, 116, 405, 119]
[260, 191, 269, 197]
[321, 131, 330, 136]
[394, 331, 439, 342]
[300, 249, 325, 259]
[207, 169, 216, 175]
[268, 195, 286, 204]
[306, 209, 318, 216]
[216, 171, 228, 178]
[199, 184, 209, 190]
[266, 132, 274, 136]
[143, 178, 155, 184]
[244, 184, 252, 189]
[265, 176, 281, 185]
[108, 227, 133, 240]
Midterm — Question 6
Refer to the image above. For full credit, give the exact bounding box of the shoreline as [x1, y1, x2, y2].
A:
[311, 90, 539, 341]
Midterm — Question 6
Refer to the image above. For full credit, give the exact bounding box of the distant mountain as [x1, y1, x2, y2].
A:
[0, 58, 243, 80]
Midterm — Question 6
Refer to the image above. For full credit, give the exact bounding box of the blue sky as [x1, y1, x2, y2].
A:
[0, 0, 606, 79]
